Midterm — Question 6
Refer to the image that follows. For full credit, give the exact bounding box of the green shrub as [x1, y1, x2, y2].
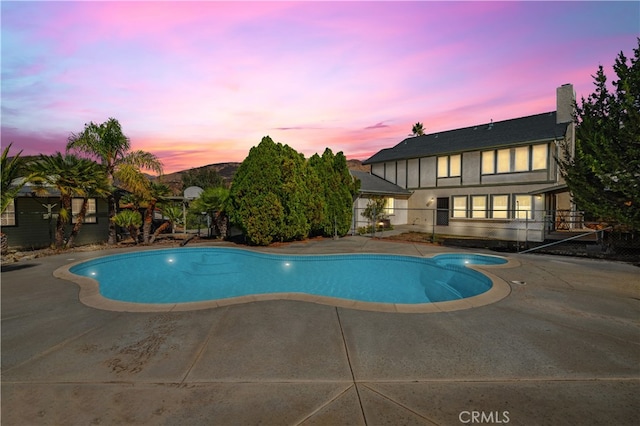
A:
[308, 148, 358, 237]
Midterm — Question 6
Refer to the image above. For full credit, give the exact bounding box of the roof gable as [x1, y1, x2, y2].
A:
[351, 170, 411, 196]
[363, 112, 569, 164]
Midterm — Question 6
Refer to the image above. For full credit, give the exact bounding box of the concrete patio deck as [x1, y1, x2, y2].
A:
[2, 236, 639, 425]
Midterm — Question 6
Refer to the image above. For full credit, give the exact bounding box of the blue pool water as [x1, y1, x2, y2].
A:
[69, 248, 506, 305]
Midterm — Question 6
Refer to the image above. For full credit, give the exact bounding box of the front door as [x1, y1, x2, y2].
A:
[436, 197, 449, 226]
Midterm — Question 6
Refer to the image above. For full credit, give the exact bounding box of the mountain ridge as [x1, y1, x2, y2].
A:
[157, 159, 370, 193]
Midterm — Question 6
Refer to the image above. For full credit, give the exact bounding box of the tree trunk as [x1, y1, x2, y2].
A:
[128, 225, 140, 244]
[1, 232, 7, 255]
[107, 193, 117, 245]
[215, 213, 229, 239]
[149, 221, 171, 244]
[65, 197, 88, 249]
[142, 200, 156, 244]
[55, 196, 71, 249]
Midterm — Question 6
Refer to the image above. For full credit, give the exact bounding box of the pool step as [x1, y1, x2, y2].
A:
[424, 279, 463, 302]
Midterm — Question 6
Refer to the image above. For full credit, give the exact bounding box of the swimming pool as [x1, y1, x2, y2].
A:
[67, 248, 507, 309]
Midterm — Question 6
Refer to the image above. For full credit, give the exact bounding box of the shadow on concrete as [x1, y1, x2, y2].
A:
[1, 263, 39, 273]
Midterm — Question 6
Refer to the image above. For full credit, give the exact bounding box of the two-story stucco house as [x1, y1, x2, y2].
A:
[361, 84, 577, 243]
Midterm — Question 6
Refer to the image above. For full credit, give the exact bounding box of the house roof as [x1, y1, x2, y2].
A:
[351, 170, 412, 196]
[363, 111, 570, 164]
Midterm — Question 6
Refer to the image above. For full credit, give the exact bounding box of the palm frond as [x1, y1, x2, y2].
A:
[118, 150, 164, 175]
[1, 144, 27, 213]
[114, 163, 151, 196]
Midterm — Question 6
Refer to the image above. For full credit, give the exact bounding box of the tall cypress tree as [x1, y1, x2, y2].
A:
[228, 136, 320, 245]
[309, 148, 359, 237]
[227, 136, 284, 245]
[558, 39, 640, 230]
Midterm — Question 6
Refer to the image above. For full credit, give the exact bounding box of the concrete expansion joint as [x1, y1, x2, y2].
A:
[335, 306, 367, 423]
[293, 383, 355, 425]
[359, 383, 438, 425]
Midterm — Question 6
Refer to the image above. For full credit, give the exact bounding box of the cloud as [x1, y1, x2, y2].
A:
[364, 122, 391, 130]
[2, 0, 637, 173]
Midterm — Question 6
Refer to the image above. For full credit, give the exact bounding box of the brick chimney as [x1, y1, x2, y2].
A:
[556, 83, 575, 124]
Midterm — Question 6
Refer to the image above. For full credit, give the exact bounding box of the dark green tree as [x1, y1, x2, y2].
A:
[228, 136, 316, 245]
[558, 39, 640, 230]
[308, 148, 358, 237]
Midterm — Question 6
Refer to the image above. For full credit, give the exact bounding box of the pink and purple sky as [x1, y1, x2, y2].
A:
[2, 1, 638, 174]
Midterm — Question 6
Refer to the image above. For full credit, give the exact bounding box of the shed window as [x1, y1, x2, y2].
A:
[1, 199, 16, 226]
[72, 198, 97, 224]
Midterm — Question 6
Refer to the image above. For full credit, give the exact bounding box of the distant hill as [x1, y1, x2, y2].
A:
[157, 159, 369, 195]
[8, 153, 370, 196]
[346, 159, 370, 172]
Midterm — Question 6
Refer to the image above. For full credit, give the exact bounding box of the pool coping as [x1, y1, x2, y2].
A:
[53, 250, 517, 314]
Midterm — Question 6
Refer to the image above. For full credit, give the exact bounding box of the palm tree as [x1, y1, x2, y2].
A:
[411, 122, 425, 136]
[1, 144, 28, 254]
[65, 164, 110, 249]
[113, 210, 142, 244]
[190, 187, 230, 238]
[141, 182, 171, 244]
[149, 204, 182, 243]
[28, 153, 108, 249]
[66, 118, 163, 244]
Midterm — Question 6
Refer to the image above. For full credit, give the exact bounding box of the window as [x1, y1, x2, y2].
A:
[72, 198, 97, 224]
[452, 196, 467, 218]
[514, 146, 529, 172]
[471, 195, 487, 218]
[491, 195, 509, 219]
[485, 145, 549, 174]
[437, 156, 448, 178]
[532, 144, 548, 170]
[383, 197, 394, 215]
[481, 151, 495, 174]
[449, 154, 461, 177]
[496, 149, 510, 173]
[515, 195, 533, 220]
[437, 154, 461, 178]
[1, 199, 16, 226]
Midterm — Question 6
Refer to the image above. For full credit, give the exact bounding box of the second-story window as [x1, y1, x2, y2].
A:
[532, 144, 548, 170]
[496, 149, 511, 173]
[482, 151, 495, 174]
[514, 146, 529, 172]
[437, 154, 461, 178]
[482, 144, 548, 174]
